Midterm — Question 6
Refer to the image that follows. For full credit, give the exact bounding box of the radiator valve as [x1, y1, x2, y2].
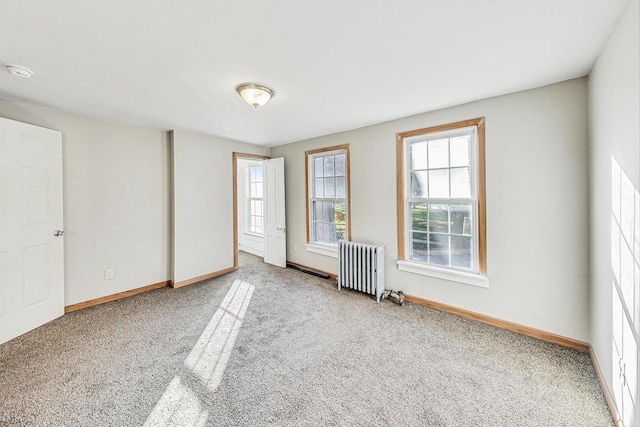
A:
[382, 289, 405, 306]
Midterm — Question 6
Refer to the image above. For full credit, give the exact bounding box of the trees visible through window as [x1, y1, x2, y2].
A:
[306, 146, 350, 247]
[247, 165, 264, 235]
[397, 118, 486, 275]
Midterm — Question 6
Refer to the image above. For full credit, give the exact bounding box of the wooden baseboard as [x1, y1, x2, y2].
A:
[404, 294, 590, 352]
[589, 345, 624, 427]
[65, 280, 171, 313]
[286, 260, 337, 279]
[171, 266, 238, 289]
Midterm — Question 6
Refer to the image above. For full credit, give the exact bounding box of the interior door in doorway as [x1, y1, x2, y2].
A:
[263, 157, 286, 268]
[0, 117, 64, 345]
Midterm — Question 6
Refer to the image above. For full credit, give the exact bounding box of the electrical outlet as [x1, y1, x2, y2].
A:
[104, 268, 114, 280]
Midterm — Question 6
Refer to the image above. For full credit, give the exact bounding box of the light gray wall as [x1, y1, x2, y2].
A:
[237, 158, 265, 257]
[589, 0, 640, 424]
[172, 131, 269, 283]
[272, 78, 591, 341]
[0, 101, 170, 306]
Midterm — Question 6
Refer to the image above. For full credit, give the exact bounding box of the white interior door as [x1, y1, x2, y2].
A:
[263, 157, 286, 268]
[0, 117, 64, 345]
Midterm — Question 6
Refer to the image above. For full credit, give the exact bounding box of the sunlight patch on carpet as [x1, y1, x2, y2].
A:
[143, 279, 255, 426]
[185, 279, 255, 392]
[143, 376, 208, 427]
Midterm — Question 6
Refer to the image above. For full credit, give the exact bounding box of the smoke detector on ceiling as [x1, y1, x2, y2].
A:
[4, 64, 34, 79]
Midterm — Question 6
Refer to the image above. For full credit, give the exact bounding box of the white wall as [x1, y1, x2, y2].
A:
[272, 78, 591, 341]
[0, 101, 170, 305]
[172, 131, 269, 283]
[237, 158, 265, 257]
[589, 0, 640, 424]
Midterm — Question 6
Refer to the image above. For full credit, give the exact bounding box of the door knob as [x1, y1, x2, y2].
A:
[53, 230, 65, 237]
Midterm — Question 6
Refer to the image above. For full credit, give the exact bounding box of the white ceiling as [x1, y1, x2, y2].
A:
[0, 0, 628, 146]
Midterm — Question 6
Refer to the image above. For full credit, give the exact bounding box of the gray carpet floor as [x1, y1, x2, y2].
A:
[0, 253, 613, 426]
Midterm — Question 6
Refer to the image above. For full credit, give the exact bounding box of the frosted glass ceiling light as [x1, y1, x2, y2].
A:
[4, 64, 34, 78]
[236, 83, 274, 108]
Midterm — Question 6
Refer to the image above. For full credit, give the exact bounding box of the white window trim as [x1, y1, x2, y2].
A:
[305, 243, 338, 258]
[404, 126, 479, 274]
[306, 147, 349, 254]
[397, 260, 489, 288]
[398, 120, 487, 282]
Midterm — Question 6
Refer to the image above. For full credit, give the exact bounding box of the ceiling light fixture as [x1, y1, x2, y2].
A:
[4, 64, 35, 79]
[236, 83, 274, 108]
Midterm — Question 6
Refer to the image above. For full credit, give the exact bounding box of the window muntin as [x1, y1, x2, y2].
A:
[398, 119, 486, 275]
[306, 146, 350, 247]
[247, 165, 264, 235]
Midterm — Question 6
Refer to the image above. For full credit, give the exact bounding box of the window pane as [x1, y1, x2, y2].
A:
[255, 216, 263, 234]
[333, 203, 347, 239]
[249, 166, 256, 182]
[314, 157, 324, 178]
[322, 201, 335, 222]
[255, 182, 263, 199]
[255, 200, 263, 216]
[314, 201, 323, 222]
[410, 141, 428, 170]
[324, 223, 338, 244]
[314, 222, 324, 243]
[410, 202, 428, 232]
[450, 136, 469, 167]
[335, 154, 346, 176]
[450, 167, 471, 198]
[450, 204, 472, 235]
[411, 171, 428, 198]
[429, 234, 449, 266]
[334, 202, 346, 225]
[324, 156, 335, 177]
[315, 178, 324, 198]
[451, 236, 472, 269]
[428, 138, 449, 169]
[250, 183, 256, 198]
[336, 177, 346, 198]
[324, 177, 335, 198]
[428, 203, 449, 233]
[429, 169, 449, 198]
[256, 166, 263, 181]
[411, 232, 429, 262]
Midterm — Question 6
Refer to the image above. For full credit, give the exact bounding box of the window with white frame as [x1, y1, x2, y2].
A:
[397, 118, 486, 277]
[306, 145, 350, 248]
[247, 164, 264, 235]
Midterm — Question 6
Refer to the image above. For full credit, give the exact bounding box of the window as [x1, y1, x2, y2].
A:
[397, 118, 486, 284]
[247, 164, 264, 235]
[306, 145, 351, 255]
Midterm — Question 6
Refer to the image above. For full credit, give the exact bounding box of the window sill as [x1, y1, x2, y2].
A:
[396, 260, 489, 288]
[243, 232, 264, 239]
[306, 243, 338, 258]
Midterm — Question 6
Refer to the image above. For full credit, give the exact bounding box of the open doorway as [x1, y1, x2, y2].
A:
[233, 153, 269, 268]
[233, 153, 287, 270]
